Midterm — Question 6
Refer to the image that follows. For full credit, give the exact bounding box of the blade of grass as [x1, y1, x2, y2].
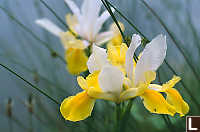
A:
[0, 63, 60, 105]
[101, 0, 138, 62]
[0, 6, 66, 64]
[140, 0, 200, 82]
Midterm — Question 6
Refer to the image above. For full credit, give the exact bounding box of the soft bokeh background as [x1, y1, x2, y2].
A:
[0, 0, 200, 131]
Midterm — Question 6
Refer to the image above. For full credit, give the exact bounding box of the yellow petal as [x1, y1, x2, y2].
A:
[60, 91, 95, 122]
[77, 76, 88, 90]
[120, 88, 142, 101]
[65, 48, 88, 75]
[148, 84, 163, 91]
[87, 87, 117, 102]
[110, 22, 125, 35]
[107, 43, 128, 66]
[165, 88, 189, 117]
[108, 22, 124, 46]
[86, 71, 102, 92]
[162, 75, 181, 89]
[60, 31, 85, 49]
[141, 89, 176, 116]
[144, 71, 156, 84]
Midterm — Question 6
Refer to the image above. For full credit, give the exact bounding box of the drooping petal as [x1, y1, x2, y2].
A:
[98, 65, 124, 95]
[86, 71, 102, 92]
[125, 34, 141, 80]
[87, 45, 108, 73]
[35, 18, 64, 37]
[65, 48, 88, 75]
[95, 31, 114, 46]
[141, 89, 176, 116]
[77, 76, 88, 90]
[60, 91, 95, 122]
[135, 34, 167, 85]
[165, 88, 189, 117]
[64, 0, 81, 22]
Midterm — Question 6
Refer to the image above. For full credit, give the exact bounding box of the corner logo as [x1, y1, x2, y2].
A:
[186, 116, 200, 132]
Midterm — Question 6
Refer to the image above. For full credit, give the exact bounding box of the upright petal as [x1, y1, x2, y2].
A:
[60, 91, 95, 122]
[125, 34, 141, 80]
[165, 88, 189, 117]
[135, 34, 167, 85]
[81, 0, 102, 40]
[94, 8, 115, 36]
[98, 65, 124, 95]
[64, 0, 81, 21]
[65, 48, 88, 75]
[35, 18, 64, 37]
[87, 45, 108, 73]
[141, 89, 176, 116]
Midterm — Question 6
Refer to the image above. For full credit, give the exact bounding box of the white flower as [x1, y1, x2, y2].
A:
[35, 0, 114, 45]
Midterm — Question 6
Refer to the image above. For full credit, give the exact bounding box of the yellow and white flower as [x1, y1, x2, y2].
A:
[35, 0, 115, 74]
[60, 44, 126, 122]
[121, 34, 189, 116]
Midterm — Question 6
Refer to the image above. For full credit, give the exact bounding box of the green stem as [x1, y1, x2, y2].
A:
[101, 0, 138, 62]
[106, 1, 147, 40]
[115, 103, 121, 132]
[140, 0, 200, 82]
[101, 0, 126, 43]
[0, 63, 60, 105]
[0, 6, 66, 64]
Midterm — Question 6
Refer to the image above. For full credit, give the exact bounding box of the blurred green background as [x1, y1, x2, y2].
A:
[0, 0, 200, 131]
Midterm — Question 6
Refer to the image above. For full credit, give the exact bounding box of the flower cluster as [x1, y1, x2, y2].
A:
[35, 0, 189, 122]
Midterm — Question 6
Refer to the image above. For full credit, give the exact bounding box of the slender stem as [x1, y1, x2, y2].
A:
[101, 0, 126, 43]
[140, 0, 200, 82]
[115, 103, 121, 132]
[101, 0, 138, 62]
[106, 1, 147, 40]
[0, 63, 60, 105]
[0, 6, 66, 64]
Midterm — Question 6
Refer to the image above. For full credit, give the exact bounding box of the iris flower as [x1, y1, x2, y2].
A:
[120, 34, 189, 116]
[60, 45, 126, 121]
[35, 0, 115, 74]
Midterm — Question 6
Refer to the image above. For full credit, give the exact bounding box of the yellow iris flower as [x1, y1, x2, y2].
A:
[60, 45, 126, 121]
[120, 34, 189, 116]
[60, 34, 189, 122]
